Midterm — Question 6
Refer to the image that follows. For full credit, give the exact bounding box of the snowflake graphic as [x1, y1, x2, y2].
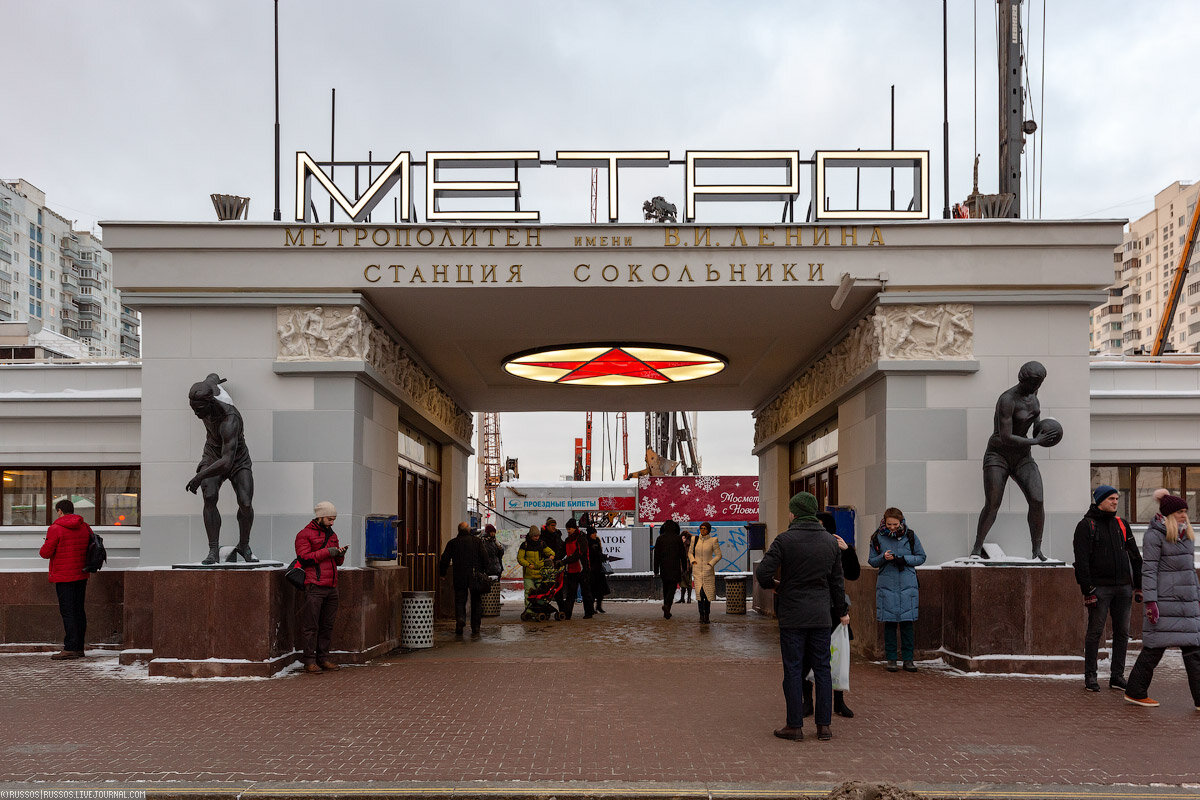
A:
[639, 497, 660, 519]
[638, 475, 651, 490]
[654, 478, 664, 487]
[669, 501, 676, 508]
[678, 484, 691, 496]
[695, 475, 720, 493]
[734, 481, 742, 488]
[703, 504, 717, 518]
[672, 512, 690, 523]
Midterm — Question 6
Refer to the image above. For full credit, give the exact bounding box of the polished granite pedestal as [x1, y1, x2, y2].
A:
[121, 565, 407, 677]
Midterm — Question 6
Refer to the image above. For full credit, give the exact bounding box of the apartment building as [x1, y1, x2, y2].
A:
[1092, 180, 1200, 355]
[0, 179, 139, 358]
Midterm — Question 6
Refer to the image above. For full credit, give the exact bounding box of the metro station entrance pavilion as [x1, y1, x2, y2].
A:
[96, 217, 1120, 673]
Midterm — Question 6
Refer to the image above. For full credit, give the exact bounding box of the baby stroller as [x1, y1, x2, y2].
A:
[520, 563, 566, 621]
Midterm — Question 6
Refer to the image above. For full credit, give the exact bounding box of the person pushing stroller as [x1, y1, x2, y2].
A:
[517, 525, 558, 618]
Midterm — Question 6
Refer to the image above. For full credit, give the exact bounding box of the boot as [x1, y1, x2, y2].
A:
[228, 542, 259, 563]
[201, 543, 221, 565]
[318, 659, 340, 671]
[834, 691, 854, 718]
[816, 724, 833, 741]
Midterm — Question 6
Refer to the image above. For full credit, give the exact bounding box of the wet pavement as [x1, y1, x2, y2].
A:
[4, 599, 1200, 796]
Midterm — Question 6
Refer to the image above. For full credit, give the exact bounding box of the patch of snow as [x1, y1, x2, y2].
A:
[0, 388, 141, 400]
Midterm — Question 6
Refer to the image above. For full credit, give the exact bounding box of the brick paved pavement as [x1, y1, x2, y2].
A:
[3, 601, 1199, 794]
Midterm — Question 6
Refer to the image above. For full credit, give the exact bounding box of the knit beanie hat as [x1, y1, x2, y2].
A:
[788, 492, 819, 521]
[314, 500, 336, 518]
[1092, 485, 1118, 506]
[1155, 488, 1188, 516]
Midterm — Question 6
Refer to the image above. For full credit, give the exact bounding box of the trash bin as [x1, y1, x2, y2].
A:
[481, 579, 502, 617]
[724, 575, 748, 615]
[401, 590, 435, 649]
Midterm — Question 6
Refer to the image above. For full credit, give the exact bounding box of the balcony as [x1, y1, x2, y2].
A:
[0, 206, 12, 225]
[0, 245, 11, 265]
[120, 331, 139, 347]
[76, 272, 101, 290]
[77, 328, 98, 340]
[0, 269, 10, 286]
[121, 309, 138, 327]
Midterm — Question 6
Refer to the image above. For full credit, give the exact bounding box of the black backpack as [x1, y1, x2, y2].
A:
[84, 530, 107, 573]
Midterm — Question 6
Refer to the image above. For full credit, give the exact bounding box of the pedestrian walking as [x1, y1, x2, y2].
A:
[868, 507, 926, 672]
[653, 520, 685, 619]
[480, 524, 506, 580]
[440, 521, 489, 636]
[803, 511, 860, 719]
[295, 501, 346, 673]
[587, 526, 612, 613]
[517, 525, 556, 616]
[1073, 484, 1142, 692]
[755, 492, 848, 742]
[1124, 489, 1200, 709]
[39, 499, 93, 660]
[689, 522, 722, 624]
[559, 518, 594, 619]
[678, 531, 694, 603]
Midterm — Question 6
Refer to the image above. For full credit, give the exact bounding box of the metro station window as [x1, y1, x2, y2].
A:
[2, 470, 47, 525]
[1092, 464, 1200, 524]
[0, 467, 139, 526]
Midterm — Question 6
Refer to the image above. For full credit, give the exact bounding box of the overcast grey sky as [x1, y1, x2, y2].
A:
[5, 1, 1199, 482]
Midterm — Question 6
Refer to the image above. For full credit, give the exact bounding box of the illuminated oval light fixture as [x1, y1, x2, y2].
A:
[504, 344, 726, 386]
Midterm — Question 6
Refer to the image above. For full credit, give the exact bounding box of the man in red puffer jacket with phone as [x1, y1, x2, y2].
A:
[295, 501, 346, 674]
[39, 499, 93, 660]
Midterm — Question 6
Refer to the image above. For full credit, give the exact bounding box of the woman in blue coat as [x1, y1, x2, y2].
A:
[868, 507, 927, 672]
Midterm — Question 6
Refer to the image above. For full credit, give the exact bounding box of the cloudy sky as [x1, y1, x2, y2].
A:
[5, 1, 1199, 483]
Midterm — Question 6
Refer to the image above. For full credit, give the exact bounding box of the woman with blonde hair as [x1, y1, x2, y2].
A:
[689, 522, 722, 624]
[1124, 489, 1200, 709]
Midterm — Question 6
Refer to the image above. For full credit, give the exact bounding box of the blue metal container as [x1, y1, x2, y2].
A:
[364, 514, 399, 561]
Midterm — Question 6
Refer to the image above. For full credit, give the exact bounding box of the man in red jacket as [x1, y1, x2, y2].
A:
[294, 501, 346, 674]
[39, 499, 93, 660]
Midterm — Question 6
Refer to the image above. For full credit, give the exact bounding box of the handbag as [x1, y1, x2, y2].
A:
[284, 558, 307, 590]
[602, 558, 614, 576]
[470, 567, 493, 594]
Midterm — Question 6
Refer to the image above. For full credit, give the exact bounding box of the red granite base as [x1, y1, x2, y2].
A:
[0, 571, 124, 647]
[0, 565, 407, 678]
[846, 562, 1156, 674]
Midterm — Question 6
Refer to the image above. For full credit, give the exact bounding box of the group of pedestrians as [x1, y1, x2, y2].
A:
[1074, 485, 1200, 708]
[515, 517, 614, 619]
[653, 520, 722, 622]
[757, 493, 930, 742]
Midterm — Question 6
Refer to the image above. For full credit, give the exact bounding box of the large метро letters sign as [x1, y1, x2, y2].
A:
[295, 149, 929, 224]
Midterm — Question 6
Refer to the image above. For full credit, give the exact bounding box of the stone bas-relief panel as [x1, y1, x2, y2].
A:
[277, 306, 472, 442]
[876, 303, 973, 361]
[754, 304, 972, 445]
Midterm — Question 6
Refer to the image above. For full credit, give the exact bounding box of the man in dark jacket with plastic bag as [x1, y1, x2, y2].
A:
[755, 492, 847, 742]
[1073, 484, 1142, 692]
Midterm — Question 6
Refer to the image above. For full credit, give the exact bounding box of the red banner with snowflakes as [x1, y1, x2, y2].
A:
[636, 475, 760, 524]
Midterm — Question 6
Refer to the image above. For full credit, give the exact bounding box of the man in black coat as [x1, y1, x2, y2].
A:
[653, 520, 686, 619]
[1072, 485, 1143, 692]
[755, 492, 847, 742]
[439, 522, 488, 636]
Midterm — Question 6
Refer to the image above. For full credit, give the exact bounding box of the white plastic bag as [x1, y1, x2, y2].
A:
[804, 623, 851, 692]
[830, 622, 850, 692]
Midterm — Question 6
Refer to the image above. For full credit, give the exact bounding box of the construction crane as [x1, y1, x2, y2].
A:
[479, 412, 503, 511]
[1151, 197, 1200, 356]
[616, 412, 629, 479]
[645, 412, 700, 475]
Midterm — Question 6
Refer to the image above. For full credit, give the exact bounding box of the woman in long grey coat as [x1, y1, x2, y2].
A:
[867, 507, 927, 672]
[1124, 489, 1200, 708]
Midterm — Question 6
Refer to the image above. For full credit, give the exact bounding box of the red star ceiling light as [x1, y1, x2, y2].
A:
[504, 345, 726, 386]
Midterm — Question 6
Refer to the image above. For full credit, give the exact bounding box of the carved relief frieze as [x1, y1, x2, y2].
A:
[753, 303, 973, 445]
[277, 306, 473, 442]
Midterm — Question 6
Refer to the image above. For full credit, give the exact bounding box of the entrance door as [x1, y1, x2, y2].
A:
[399, 467, 441, 592]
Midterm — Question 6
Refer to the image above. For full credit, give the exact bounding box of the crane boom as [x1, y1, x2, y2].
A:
[1151, 197, 1200, 356]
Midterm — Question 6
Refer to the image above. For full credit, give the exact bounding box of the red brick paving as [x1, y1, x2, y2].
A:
[4, 602, 1199, 788]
